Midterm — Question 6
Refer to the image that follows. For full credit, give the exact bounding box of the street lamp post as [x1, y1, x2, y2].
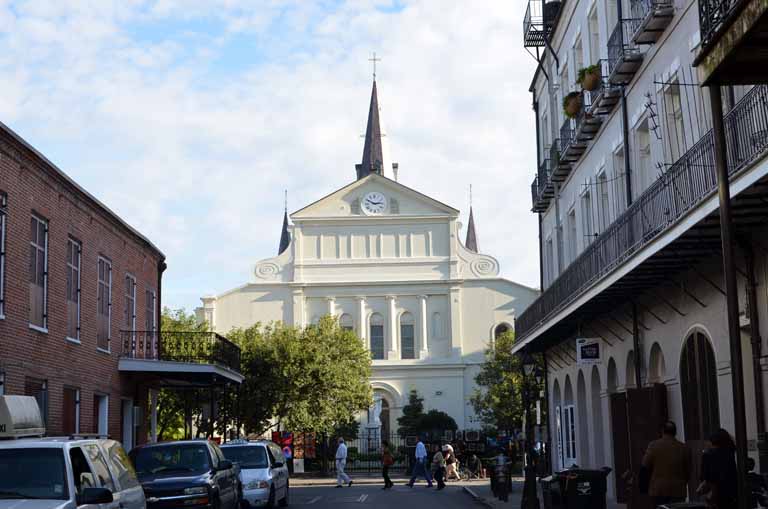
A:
[521, 353, 541, 509]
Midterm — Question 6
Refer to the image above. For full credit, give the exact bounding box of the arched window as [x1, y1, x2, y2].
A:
[431, 312, 443, 339]
[369, 314, 385, 360]
[626, 350, 636, 388]
[340, 314, 354, 332]
[649, 343, 666, 383]
[400, 312, 415, 359]
[562, 376, 577, 467]
[494, 323, 511, 339]
[680, 331, 719, 441]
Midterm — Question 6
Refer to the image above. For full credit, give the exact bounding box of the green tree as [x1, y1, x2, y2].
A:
[470, 330, 542, 433]
[227, 316, 373, 435]
[397, 390, 425, 437]
[418, 410, 458, 435]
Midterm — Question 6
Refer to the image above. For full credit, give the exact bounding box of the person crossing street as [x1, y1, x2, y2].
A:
[407, 436, 434, 488]
[335, 437, 353, 488]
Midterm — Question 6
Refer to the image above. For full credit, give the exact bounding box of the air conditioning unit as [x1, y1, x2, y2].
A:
[0, 396, 45, 439]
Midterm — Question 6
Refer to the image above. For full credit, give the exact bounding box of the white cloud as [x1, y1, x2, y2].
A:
[0, 0, 540, 310]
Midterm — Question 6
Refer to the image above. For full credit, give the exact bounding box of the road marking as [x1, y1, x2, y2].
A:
[357, 494, 368, 503]
[306, 496, 322, 504]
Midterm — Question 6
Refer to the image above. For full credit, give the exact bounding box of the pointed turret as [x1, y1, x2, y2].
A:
[356, 80, 396, 180]
[278, 205, 290, 255]
[465, 207, 479, 253]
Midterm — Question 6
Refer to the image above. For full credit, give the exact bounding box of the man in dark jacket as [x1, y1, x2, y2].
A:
[641, 421, 692, 506]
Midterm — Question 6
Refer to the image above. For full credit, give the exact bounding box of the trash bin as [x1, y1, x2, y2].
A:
[557, 467, 612, 509]
[540, 475, 564, 509]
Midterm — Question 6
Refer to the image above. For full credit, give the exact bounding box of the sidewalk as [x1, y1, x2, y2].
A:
[461, 481, 625, 508]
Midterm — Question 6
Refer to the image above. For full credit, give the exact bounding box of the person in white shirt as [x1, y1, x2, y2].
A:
[335, 437, 353, 488]
[407, 436, 434, 488]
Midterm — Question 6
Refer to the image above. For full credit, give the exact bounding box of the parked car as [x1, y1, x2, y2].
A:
[0, 395, 146, 509]
[220, 440, 289, 508]
[130, 440, 240, 509]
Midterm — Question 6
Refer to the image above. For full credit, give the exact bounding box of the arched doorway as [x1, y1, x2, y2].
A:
[380, 399, 390, 438]
[563, 376, 577, 467]
[590, 366, 605, 467]
[494, 323, 511, 339]
[577, 370, 591, 467]
[649, 343, 666, 384]
[680, 330, 719, 495]
[552, 379, 563, 471]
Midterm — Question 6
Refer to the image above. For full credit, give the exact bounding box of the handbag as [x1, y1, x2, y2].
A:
[383, 452, 394, 466]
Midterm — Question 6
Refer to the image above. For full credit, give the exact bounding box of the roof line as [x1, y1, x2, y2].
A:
[0, 121, 165, 259]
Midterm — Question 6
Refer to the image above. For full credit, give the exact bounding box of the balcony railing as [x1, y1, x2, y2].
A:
[524, 0, 563, 47]
[517, 84, 768, 340]
[630, 0, 674, 44]
[531, 159, 554, 212]
[120, 330, 241, 373]
[607, 19, 644, 84]
[699, 0, 741, 48]
[585, 60, 622, 116]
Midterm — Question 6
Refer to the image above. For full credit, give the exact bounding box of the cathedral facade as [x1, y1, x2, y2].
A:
[197, 81, 538, 433]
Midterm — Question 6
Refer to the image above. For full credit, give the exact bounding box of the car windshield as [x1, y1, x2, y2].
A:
[0, 448, 68, 500]
[132, 444, 210, 476]
[220, 445, 269, 469]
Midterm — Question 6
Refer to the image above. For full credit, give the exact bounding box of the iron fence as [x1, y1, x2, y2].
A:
[607, 19, 643, 79]
[517, 85, 768, 340]
[630, 0, 673, 25]
[524, 0, 563, 47]
[120, 330, 241, 373]
[531, 159, 553, 211]
[560, 117, 576, 154]
[698, 0, 740, 49]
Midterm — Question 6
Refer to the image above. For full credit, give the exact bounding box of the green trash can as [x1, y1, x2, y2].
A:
[539, 475, 564, 509]
[557, 467, 612, 509]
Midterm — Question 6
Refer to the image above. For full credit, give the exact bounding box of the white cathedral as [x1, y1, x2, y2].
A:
[197, 80, 539, 435]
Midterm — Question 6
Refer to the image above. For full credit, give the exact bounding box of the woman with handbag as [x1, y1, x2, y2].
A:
[382, 441, 395, 490]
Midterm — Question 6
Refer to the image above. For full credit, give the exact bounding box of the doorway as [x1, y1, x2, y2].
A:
[121, 399, 135, 451]
[93, 394, 108, 435]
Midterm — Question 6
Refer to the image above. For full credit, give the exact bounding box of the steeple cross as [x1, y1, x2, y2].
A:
[369, 52, 381, 80]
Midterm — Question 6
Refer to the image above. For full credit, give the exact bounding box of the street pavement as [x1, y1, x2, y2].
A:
[287, 480, 489, 507]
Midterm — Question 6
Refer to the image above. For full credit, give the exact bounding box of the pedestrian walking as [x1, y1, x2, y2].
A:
[335, 437, 353, 488]
[641, 420, 692, 507]
[407, 436, 433, 488]
[432, 447, 446, 490]
[696, 428, 738, 508]
[444, 443, 459, 481]
[381, 441, 394, 490]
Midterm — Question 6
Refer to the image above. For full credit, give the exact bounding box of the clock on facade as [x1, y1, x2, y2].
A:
[362, 191, 387, 215]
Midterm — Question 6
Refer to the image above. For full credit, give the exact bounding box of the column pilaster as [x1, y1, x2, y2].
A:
[357, 297, 367, 344]
[292, 288, 305, 327]
[418, 295, 429, 359]
[387, 296, 398, 360]
[449, 286, 463, 357]
[327, 297, 335, 318]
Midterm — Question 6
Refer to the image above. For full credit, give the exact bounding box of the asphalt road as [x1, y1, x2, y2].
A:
[287, 482, 483, 508]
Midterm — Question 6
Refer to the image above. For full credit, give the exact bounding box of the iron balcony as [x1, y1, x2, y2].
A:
[516, 84, 768, 341]
[607, 19, 644, 85]
[629, 0, 674, 44]
[524, 0, 564, 47]
[120, 330, 241, 373]
[532, 158, 555, 212]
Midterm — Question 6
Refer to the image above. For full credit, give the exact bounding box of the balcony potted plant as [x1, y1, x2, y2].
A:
[577, 64, 602, 91]
[563, 91, 582, 119]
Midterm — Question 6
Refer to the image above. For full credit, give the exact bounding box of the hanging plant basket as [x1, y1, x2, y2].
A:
[578, 64, 602, 91]
[563, 92, 582, 119]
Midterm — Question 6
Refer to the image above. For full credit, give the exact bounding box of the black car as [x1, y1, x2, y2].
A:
[130, 440, 241, 509]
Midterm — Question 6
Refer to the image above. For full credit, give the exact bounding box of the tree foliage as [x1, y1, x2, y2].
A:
[396, 389, 457, 437]
[470, 331, 541, 433]
[226, 316, 373, 435]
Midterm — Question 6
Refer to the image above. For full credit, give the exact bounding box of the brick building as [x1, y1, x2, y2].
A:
[0, 120, 165, 447]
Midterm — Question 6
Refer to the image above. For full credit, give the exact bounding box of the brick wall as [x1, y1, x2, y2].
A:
[0, 125, 163, 444]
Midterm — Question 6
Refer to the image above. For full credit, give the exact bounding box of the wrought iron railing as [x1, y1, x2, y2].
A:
[584, 60, 613, 105]
[699, 0, 741, 49]
[531, 159, 553, 210]
[560, 117, 576, 153]
[120, 330, 241, 372]
[630, 0, 673, 25]
[607, 19, 643, 78]
[524, 0, 563, 47]
[517, 85, 768, 339]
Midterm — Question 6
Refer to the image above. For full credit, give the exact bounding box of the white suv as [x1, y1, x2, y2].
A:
[0, 395, 145, 509]
[220, 440, 289, 508]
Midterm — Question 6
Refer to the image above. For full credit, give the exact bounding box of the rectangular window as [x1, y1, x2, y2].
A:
[573, 37, 584, 80]
[664, 80, 686, 163]
[556, 224, 564, 273]
[63, 387, 80, 435]
[29, 214, 48, 330]
[581, 191, 594, 245]
[370, 324, 385, 360]
[563, 405, 577, 467]
[124, 275, 136, 331]
[25, 377, 48, 426]
[545, 238, 554, 286]
[598, 171, 610, 232]
[613, 148, 628, 213]
[97, 257, 112, 352]
[635, 118, 652, 194]
[588, 7, 601, 63]
[567, 209, 578, 263]
[400, 324, 415, 360]
[66, 238, 81, 341]
[0, 192, 6, 318]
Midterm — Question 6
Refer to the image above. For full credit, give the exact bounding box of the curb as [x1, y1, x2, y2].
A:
[462, 486, 494, 508]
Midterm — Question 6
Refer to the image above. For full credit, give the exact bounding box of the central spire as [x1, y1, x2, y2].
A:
[356, 80, 385, 179]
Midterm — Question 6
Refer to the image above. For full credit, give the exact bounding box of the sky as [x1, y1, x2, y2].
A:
[0, 0, 540, 312]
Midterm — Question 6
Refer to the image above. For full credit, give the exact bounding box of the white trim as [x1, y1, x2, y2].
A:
[0, 314, 5, 320]
[66, 337, 81, 345]
[513, 159, 768, 354]
[29, 324, 49, 334]
[118, 358, 245, 384]
[97, 347, 111, 355]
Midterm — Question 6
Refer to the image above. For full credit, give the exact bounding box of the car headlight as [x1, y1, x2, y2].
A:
[246, 480, 270, 489]
[184, 487, 208, 495]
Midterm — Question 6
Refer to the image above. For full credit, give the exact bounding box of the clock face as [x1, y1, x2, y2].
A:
[362, 191, 387, 215]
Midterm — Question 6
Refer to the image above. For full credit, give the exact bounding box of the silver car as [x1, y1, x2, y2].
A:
[0, 437, 146, 509]
[220, 441, 289, 508]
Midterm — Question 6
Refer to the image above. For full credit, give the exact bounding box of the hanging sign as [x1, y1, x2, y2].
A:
[576, 338, 601, 365]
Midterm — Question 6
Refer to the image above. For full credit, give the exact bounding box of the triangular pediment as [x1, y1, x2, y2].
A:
[291, 174, 459, 220]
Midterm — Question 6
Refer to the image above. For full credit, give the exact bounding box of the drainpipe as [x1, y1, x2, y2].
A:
[615, 0, 633, 207]
[709, 85, 750, 509]
[535, 98, 546, 291]
[741, 238, 768, 473]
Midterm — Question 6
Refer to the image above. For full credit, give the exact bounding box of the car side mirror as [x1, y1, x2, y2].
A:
[218, 460, 233, 470]
[272, 461, 284, 468]
[77, 487, 114, 505]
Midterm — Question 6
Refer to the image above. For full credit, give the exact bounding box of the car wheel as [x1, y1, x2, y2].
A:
[266, 487, 276, 508]
[278, 480, 289, 507]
